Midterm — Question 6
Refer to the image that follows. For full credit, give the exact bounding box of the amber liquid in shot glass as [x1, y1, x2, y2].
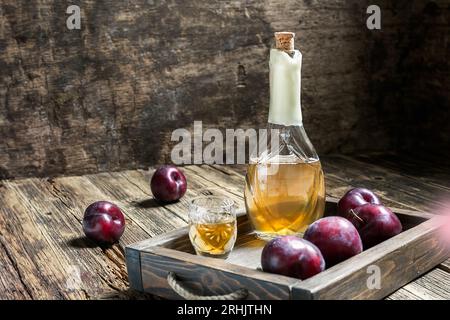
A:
[188, 196, 237, 259]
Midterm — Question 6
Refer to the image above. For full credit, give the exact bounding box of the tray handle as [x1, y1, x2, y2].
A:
[167, 272, 248, 300]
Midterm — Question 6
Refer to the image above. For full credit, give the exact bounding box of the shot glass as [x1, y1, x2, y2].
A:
[188, 196, 237, 259]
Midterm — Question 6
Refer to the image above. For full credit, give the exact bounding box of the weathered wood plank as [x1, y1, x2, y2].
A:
[405, 268, 450, 300]
[46, 174, 152, 244]
[0, 180, 93, 299]
[82, 171, 187, 237]
[353, 153, 450, 193]
[321, 155, 449, 211]
[386, 287, 424, 300]
[183, 165, 245, 202]
[0, 175, 157, 299]
[389, 268, 450, 300]
[117, 168, 245, 222]
[0, 234, 32, 299]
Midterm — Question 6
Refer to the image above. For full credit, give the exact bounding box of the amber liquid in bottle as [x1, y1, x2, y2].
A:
[245, 159, 325, 237]
[245, 32, 325, 239]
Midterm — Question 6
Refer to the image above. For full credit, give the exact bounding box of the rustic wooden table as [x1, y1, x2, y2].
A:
[1, 153, 449, 300]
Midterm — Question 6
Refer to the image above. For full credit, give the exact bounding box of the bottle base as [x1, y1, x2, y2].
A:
[254, 231, 304, 241]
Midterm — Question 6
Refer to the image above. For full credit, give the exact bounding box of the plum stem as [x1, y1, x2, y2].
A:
[350, 209, 364, 223]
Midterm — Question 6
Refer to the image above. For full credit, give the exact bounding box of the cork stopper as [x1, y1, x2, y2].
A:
[274, 32, 295, 52]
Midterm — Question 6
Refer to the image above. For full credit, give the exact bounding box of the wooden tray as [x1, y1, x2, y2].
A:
[125, 198, 449, 300]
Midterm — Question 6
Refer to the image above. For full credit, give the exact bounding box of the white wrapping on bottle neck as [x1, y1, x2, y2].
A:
[268, 49, 303, 126]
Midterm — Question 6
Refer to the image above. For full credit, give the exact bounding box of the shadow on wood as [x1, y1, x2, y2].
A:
[67, 236, 99, 249]
[131, 198, 166, 209]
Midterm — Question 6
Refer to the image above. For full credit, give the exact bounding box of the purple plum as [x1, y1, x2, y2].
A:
[348, 204, 402, 248]
[337, 188, 381, 218]
[261, 236, 325, 280]
[83, 201, 125, 244]
[304, 216, 363, 267]
[150, 165, 187, 203]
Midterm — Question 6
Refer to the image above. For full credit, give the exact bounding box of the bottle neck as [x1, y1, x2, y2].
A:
[268, 49, 303, 126]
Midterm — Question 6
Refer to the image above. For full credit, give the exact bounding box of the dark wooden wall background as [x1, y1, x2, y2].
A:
[0, 0, 449, 179]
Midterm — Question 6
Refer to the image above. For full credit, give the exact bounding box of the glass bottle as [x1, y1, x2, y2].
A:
[245, 32, 325, 240]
